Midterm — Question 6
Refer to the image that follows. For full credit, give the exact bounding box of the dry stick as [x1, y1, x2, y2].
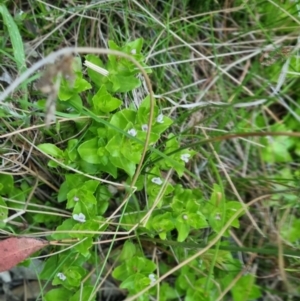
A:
[1, 205, 69, 219]
[200, 128, 264, 237]
[124, 194, 270, 301]
[23, 129, 38, 165]
[50, 239, 78, 246]
[92, 235, 136, 245]
[3, 197, 70, 214]
[145, 30, 165, 63]
[31, 230, 130, 237]
[33, 237, 88, 260]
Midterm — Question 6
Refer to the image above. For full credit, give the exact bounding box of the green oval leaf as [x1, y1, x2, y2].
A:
[78, 138, 101, 164]
[38, 143, 64, 159]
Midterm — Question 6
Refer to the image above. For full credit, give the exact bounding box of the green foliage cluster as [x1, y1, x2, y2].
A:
[0, 38, 260, 301]
[2, 1, 300, 299]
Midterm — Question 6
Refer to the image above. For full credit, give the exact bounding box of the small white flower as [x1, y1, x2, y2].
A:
[73, 213, 86, 223]
[182, 214, 188, 220]
[141, 124, 148, 132]
[215, 213, 221, 220]
[151, 177, 163, 185]
[128, 128, 137, 137]
[180, 153, 191, 163]
[73, 196, 79, 202]
[57, 272, 66, 281]
[131, 49, 137, 55]
[156, 114, 164, 124]
[148, 273, 156, 286]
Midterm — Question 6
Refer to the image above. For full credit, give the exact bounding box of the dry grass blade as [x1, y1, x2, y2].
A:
[36, 55, 75, 127]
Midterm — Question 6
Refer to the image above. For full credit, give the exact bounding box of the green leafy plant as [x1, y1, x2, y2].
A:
[3, 1, 300, 299]
[33, 39, 200, 300]
[0, 38, 249, 301]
